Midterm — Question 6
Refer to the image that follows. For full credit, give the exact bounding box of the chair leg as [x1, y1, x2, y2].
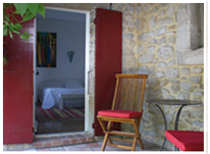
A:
[133, 118, 144, 149]
[97, 117, 113, 151]
[132, 137, 137, 151]
[101, 133, 109, 151]
[107, 121, 113, 145]
[137, 135, 144, 149]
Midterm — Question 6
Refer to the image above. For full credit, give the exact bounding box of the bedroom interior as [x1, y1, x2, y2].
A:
[35, 8, 86, 134]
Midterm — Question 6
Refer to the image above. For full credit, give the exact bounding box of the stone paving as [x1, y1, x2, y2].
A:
[6, 140, 168, 151]
[7, 141, 168, 151]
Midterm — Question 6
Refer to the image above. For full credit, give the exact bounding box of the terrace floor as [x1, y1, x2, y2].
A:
[3, 132, 170, 151]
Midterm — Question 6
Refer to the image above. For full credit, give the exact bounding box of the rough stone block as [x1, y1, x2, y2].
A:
[155, 70, 165, 78]
[138, 53, 154, 63]
[177, 48, 204, 65]
[124, 47, 134, 55]
[192, 120, 203, 127]
[181, 67, 191, 76]
[158, 10, 165, 16]
[126, 21, 135, 27]
[193, 67, 204, 74]
[158, 17, 173, 27]
[189, 76, 202, 84]
[168, 36, 176, 44]
[161, 88, 170, 96]
[138, 65, 148, 74]
[155, 26, 167, 36]
[124, 55, 136, 67]
[192, 91, 203, 96]
[167, 5, 175, 16]
[150, 38, 158, 44]
[165, 68, 179, 78]
[143, 3, 152, 12]
[157, 45, 174, 60]
[148, 66, 155, 75]
[159, 36, 166, 45]
[147, 45, 156, 52]
[125, 4, 134, 13]
[138, 33, 148, 41]
[136, 43, 145, 53]
[171, 85, 180, 94]
[137, 18, 147, 32]
[169, 79, 180, 84]
[157, 61, 167, 68]
[177, 92, 190, 100]
[168, 60, 175, 66]
[125, 33, 134, 40]
[149, 15, 157, 30]
[180, 81, 192, 91]
[191, 110, 204, 118]
[124, 13, 135, 21]
[147, 78, 158, 86]
[160, 79, 168, 86]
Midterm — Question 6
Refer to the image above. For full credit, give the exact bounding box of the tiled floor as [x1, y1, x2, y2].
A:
[32, 141, 164, 151]
[4, 132, 169, 151]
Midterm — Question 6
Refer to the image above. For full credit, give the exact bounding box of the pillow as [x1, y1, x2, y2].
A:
[64, 79, 83, 88]
[43, 80, 64, 88]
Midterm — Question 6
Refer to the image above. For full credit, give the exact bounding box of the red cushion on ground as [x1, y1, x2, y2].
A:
[165, 130, 204, 151]
[98, 110, 141, 118]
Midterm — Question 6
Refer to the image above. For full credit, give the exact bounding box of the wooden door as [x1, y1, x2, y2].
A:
[3, 19, 35, 144]
[94, 8, 122, 136]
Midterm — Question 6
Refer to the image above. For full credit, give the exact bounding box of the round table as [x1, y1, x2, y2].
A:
[146, 99, 202, 151]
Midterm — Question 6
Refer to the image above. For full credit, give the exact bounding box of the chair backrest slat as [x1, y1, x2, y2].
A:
[111, 74, 148, 112]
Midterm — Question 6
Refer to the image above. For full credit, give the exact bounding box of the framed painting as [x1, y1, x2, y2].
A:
[36, 32, 56, 67]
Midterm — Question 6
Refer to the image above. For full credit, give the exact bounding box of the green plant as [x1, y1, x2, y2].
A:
[3, 3, 45, 66]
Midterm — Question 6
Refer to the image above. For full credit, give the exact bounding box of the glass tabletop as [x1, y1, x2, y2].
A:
[146, 99, 202, 105]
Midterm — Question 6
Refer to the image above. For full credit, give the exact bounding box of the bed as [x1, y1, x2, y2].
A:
[38, 79, 84, 109]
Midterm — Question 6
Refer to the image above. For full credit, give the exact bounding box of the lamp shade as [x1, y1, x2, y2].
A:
[67, 51, 75, 63]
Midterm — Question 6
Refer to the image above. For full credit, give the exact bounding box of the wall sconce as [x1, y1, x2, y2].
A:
[67, 51, 75, 63]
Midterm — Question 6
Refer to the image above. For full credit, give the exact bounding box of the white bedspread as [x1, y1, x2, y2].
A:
[40, 87, 84, 109]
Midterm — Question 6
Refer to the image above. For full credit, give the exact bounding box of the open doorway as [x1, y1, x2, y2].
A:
[33, 7, 89, 135]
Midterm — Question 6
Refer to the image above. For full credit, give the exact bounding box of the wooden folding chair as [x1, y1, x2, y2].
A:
[97, 74, 148, 151]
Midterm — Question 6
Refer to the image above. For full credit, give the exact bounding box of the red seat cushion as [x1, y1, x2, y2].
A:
[98, 110, 142, 118]
[165, 130, 204, 151]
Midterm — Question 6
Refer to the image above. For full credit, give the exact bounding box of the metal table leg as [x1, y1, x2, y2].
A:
[155, 104, 167, 151]
[174, 104, 187, 151]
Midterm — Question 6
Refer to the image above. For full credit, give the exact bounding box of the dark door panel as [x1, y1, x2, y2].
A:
[94, 8, 122, 136]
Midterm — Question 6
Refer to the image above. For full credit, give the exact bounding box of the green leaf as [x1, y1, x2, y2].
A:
[9, 31, 13, 39]
[21, 11, 34, 23]
[20, 32, 32, 41]
[26, 3, 39, 16]
[14, 3, 27, 17]
[9, 23, 22, 31]
[4, 20, 9, 26]
[4, 14, 11, 22]
[3, 25, 8, 36]
[37, 4, 45, 18]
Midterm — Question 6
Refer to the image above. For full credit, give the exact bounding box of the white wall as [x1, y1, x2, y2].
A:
[35, 12, 86, 101]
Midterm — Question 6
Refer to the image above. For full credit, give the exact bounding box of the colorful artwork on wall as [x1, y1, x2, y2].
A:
[36, 32, 56, 67]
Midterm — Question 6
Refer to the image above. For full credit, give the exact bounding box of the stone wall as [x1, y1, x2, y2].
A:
[112, 3, 204, 150]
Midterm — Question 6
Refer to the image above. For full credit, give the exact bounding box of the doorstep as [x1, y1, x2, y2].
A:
[4, 132, 94, 151]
